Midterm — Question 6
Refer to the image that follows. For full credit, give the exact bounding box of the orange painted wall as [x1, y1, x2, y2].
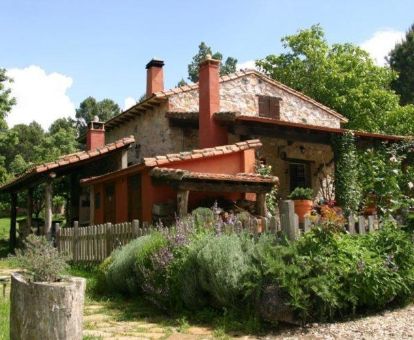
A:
[92, 149, 257, 224]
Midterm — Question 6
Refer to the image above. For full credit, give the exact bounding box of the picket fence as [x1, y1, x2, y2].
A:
[56, 201, 380, 263]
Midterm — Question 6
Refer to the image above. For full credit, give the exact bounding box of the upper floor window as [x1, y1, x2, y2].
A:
[258, 95, 282, 119]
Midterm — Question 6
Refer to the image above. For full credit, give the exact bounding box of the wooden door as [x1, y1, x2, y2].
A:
[128, 175, 142, 221]
[104, 182, 116, 223]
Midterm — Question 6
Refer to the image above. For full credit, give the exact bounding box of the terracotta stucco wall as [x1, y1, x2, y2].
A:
[169, 73, 342, 128]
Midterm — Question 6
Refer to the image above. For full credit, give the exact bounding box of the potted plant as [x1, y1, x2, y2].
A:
[288, 187, 314, 223]
[10, 235, 86, 340]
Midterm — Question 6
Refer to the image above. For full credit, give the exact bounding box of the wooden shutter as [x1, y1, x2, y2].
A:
[258, 96, 270, 117]
[269, 97, 280, 119]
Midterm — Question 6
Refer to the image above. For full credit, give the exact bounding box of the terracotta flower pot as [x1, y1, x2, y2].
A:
[293, 199, 313, 223]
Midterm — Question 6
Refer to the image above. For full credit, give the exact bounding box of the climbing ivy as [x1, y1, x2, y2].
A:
[332, 132, 362, 216]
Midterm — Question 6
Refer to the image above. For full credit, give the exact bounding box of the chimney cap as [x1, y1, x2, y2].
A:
[146, 58, 165, 69]
[200, 55, 220, 66]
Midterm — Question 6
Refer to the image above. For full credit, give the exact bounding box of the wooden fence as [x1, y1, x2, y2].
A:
[56, 200, 380, 263]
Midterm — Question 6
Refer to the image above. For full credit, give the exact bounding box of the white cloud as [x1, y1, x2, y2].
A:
[6, 65, 75, 130]
[237, 60, 257, 70]
[123, 96, 136, 111]
[360, 29, 405, 66]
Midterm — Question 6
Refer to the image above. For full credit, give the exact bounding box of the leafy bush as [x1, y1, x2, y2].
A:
[105, 235, 155, 295]
[195, 233, 258, 308]
[14, 234, 68, 282]
[288, 187, 313, 200]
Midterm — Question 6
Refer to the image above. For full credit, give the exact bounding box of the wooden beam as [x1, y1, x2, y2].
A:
[176, 181, 273, 193]
[256, 192, 267, 217]
[9, 192, 17, 250]
[25, 188, 33, 239]
[177, 189, 189, 218]
[44, 179, 53, 237]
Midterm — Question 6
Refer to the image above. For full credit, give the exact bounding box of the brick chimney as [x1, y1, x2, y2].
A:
[198, 55, 228, 148]
[146, 58, 164, 97]
[86, 116, 105, 150]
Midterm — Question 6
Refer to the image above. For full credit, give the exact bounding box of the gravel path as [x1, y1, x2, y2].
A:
[271, 304, 414, 339]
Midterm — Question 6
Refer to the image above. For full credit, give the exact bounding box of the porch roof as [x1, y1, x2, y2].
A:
[0, 136, 135, 192]
[150, 167, 278, 193]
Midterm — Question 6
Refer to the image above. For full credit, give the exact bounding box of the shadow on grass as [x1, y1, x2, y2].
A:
[0, 239, 11, 259]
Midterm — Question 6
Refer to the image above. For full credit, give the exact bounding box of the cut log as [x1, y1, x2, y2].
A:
[10, 272, 86, 340]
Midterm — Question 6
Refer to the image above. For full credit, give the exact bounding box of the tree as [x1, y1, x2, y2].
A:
[49, 117, 77, 135]
[256, 25, 401, 133]
[75, 97, 120, 135]
[187, 42, 238, 82]
[0, 68, 15, 126]
[388, 24, 414, 105]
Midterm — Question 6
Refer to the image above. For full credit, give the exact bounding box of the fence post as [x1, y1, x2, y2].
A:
[106, 223, 112, 257]
[348, 215, 356, 234]
[303, 216, 312, 233]
[358, 216, 366, 234]
[73, 221, 79, 262]
[368, 215, 375, 233]
[55, 223, 61, 250]
[132, 219, 139, 238]
[280, 200, 297, 241]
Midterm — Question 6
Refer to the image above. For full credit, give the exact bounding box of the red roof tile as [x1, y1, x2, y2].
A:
[143, 139, 262, 167]
[0, 136, 135, 191]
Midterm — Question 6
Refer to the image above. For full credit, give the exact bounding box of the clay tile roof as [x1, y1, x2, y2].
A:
[150, 167, 279, 185]
[0, 136, 135, 191]
[143, 139, 262, 167]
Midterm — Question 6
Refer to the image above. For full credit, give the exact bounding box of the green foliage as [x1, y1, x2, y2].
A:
[187, 42, 238, 82]
[256, 162, 278, 215]
[13, 234, 68, 282]
[389, 23, 414, 105]
[75, 96, 120, 135]
[288, 187, 313, 200]
[332, 132, 361, 216]
[256, 24, 403, 134]
[0, 68, 15, 124]
[105, 236, 153, 295]
[195, 233, 257, 308]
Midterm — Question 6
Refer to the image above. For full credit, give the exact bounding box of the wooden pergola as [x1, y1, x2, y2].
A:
[0, 137, 134, 249]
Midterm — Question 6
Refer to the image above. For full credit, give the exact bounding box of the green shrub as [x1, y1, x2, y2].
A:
[105, 235, 154, 295]
[195, 233, 258, 308]
[288, 187, 313, 200]
[14, 234, 68, 282]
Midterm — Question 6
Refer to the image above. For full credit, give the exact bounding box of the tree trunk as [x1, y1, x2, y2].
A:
[10, 272, 86, 340]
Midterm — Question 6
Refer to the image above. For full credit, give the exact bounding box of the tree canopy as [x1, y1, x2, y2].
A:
[187, 42, 238, 83]
[0, 68, 15, 128]
[389, 23, 414, 105]
[75, 96, 120, 135]
[256, 25, 410, 134]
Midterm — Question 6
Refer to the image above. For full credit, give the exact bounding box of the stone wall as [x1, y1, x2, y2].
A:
[169, 73, 342, 128]
[106, 102, 198, 164]
[257, 136, 335, 200]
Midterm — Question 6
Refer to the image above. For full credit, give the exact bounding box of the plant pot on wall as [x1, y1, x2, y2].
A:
[10, 272, 86, 340]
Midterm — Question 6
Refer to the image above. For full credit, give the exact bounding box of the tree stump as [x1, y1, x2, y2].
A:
[10, 272, 86, 340]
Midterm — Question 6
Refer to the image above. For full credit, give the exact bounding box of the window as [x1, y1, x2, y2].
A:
[289, 162, 311, 192]
[258, 95, 281, 119]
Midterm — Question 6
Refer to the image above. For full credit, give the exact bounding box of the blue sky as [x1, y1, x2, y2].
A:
[2, 0, 414, 128]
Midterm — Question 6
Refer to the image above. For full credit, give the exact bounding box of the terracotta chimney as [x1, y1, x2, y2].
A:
[86, 116, 105, 150]
[198, 55, 228, 148]
[146, 58, 164, 97]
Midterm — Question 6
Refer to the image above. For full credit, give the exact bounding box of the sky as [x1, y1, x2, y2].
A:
[1, 0, 413, 129]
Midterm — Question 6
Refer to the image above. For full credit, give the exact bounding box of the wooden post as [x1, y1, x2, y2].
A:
[119, 149, 128, 169]
[73, 221, 79, 262]
[25, 187, 33, 239]
[280, 200, 297, 241]
[256, 192, 267, 217]
[132, 219, 139, 238]
[358, 216, 366, 234]
[89, 186, 95, 225]
[368, 215, 375, 233]
[44, 179, 53, 237]
[55, 223, 60, 250]
[304, 216, 312, 233]
[347, 215, 355, 234]
[106, 222, 112, 257]
[9, 192, 17, 250]
[177, 189, 189, 218]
